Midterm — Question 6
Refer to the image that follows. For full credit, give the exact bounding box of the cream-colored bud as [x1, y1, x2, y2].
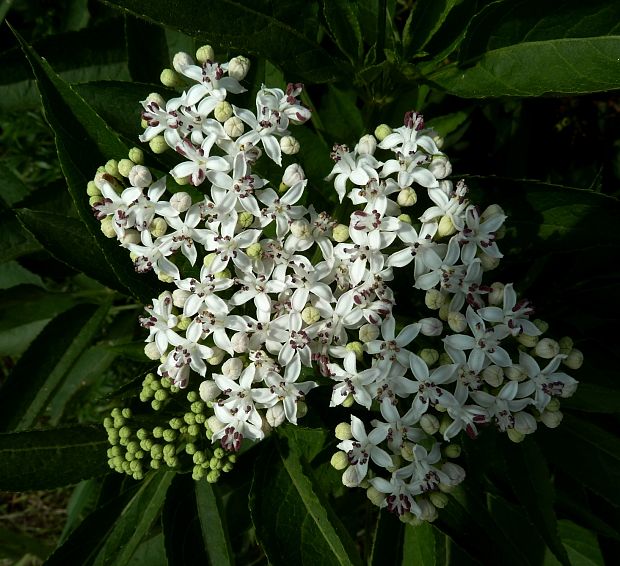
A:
[418, 499, 438, 522]
[174, 175, 190, 186]
[278, 182, 289, 193]
[419, 348, 439, 367]
[146, 92, 166, 108]
[517, 333, 539, 348]
[479, 253, 500, 271]
[443, 444, 461, 458]
[420, 413, 439, 435]
[301, 306, 321, 325]
[438, 302, 450, 321]
[128, 165, 152, 188]
[207, 415, 225, 434]
[482, 365, 504, 387]
[329, 451, 349, 471]
[447, 311, 467, 333]
[196, 44, 215, 64]
[290, 218, 310, 239]
[199, 380, 221, 402]
[149, 135, 168, 154]
[374, 124, 392, 141]
[533, 319, 549, 334]
[117, 158, 134, 178]
[280, 136, 300, 155]
[222, 357, 243, 379]
[89, 195, 104, 207]
[332, 224, 349, 242]
[397, 187, 417, 207]
[128, 147, 144, 164]
[515, 411, 538, 435]
[100, 216, 117, 238]
[401, 442, 415, 462]
[227, 55, 250, 80]
[149, 217, 167, 238]
[105, 159, 120, 178]
[558, 336, 574, 355]
[342, 395, 355, 408]
[564, 348, 583, 370]
[335, 422, 353, 440]
[122, 230, 140, 246]
[214, 101, 233, 122]
[237, 211, 255, 229]
[365, 486, 384, 507]
[246, 242, 262, 259]
[168, 191, 191, 213]
[160, 68, 183, 88]
[86, 180, 101, 196]
[172, 51, 194, 73]
[488, 282, 505, 306]
[356, 134, 377, 155]
[172, 289, 190, 308]
[346, 341, 364, 361]
[398, 213, 412, 225]
[425, 289, 444, 310]
[231, 331, 249, 353]
[505, 364, 527, 382]
[282, 163, 305, 187]
[266, 404, 286, 428]
[534, 338, 560, 359]
[359, 323, 380, 343]
[428, 155, 452, 179]
[207, 347, 225, 365]
[176, 315, 191, 331]
[437, 215, 456, 237]
[418, 317, 443, 336]
[224, 116, 244, 138]
[541, 410, 563, 428]
[507, 428, 525, 443]
[429, 492, 449, 509]
[144, 342, 161, 360]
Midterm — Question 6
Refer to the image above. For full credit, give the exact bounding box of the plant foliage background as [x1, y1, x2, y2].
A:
[0, 0, 619, 564]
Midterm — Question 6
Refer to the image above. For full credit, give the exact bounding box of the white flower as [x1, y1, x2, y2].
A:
[365, 316, 420, 367]
[477, 283, 540, 336]
[453, 205, 505, 264]
[328, 351, 380, 409]
[326, 144, 383, 202]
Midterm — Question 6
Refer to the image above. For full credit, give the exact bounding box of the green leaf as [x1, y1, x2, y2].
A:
[503, 440, 570, 565]
[59, 478, 109, 544]
[125, 13, 169, 84]
[0, 425, 109, 490]
[130, 534, 167, 566]
[12, 28, 162, 303]
[93, 470, 175, 566]
[401, 522, 437, 566]
[0, 162, 32, 206]
[554, 520, 605, 566]
[369, 510, 404, 565]
[0, 526, 52, 560]
[0, 260, 44, 290]
[0, 303, 109, 432]
[0, 210, 41, 262]
[277, 424, 328, 463]
[195, 478, 234, 566]
[322, 0, 363, 64]
[403, 0, 460, 56]
[16, 209, 129, 294]
[101, 0, 342, 83]
[319, 84, 365, 144]
[250, 438, 361, 566]
[426, 110, 471, 139]
[562, 383, 620, 413]
[537, 414, 620, 507]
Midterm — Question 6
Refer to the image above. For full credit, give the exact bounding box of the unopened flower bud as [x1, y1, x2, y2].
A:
[443, 444, 461, 458]
[280, 136, 300, 155]
[346, 341, 364, 361]
[160, 68, 183, 88]
[227, 55, 250, 80]
[564, 348, 583, 370]
[207, 416, 224, 434]
[149, 135, 168, 154]
[546, 398, 561, 412]
[374, 124, 392, 141]
[366, 485, 385, 506]
[266, 404, 286, 428]
[297, 401, 308, 418]
[534, 338, 559, 359]
[105, 159, 120, 178]
[514, 411, 537, 435]
[356, 134, 376, 155]
[146, 92, 166, 108]
[214, 101, 233, 122]
[420, 414, 440, 435]
[419, 348, 439, 367]
[117, 158, 134, 178]
[438, 302, 450, 321]
[541, 409, 563, 428]
[290, 218, 310, 239]
[224, 116, 244, 138]
[121, 229, 140, 245]
[482, 365, 504, 387]
[401, 442, 414, 461]
[488, 282, 505, 306]
[418, 499, 438, 522]
[479, 252, 500, 271]
[507, 428, 525, 443]
[425, 289, 444, 310]
[172, 289, 189, 308]
[207, 347, 225, 365]
[438, 353, 452, 366]
[418, 317, 443, 336]
[335, 422, 352, 440]
[517, 333, 539, 348]
[129, 147, 144, 164]
[301, 305, 321, 325]
[429, 492, 449, 509]
[505, 364, 527, 382]
[246, 242, 262, 258]
[86, 181, 101, 197]
[150, 217, 168, 238]
[332, 224, 349, 242]
[282, 163, 305, 186]
[196, 45, 215, 64]
[428, 155, 452, 179]
[533, 319, 549, 334]
[341, 465, 360, 487]
[238, 211, 254, 229]
[397, 187, 417, 207]
[89, 195, 104, 207]
[222, 357, 243, 379]
[231, 332, 249, 353]
[359, 323, 380, 342]
[144, 342, 161, 360]
[342, 395, 355, 408]
[447, 311, 467, 333]
[437, 215, 456, 237]
[433, 134, 444, 150]
[172, 52, 194, 73]
[558, 336, 573, 355]
[199, 380, 220, 403]
[176, 315, 191, 331]
[174, 175, 190, 185]
[100, 217, 116, 238]
[170, 191, 192, 212]
[398, 214, 412, 224]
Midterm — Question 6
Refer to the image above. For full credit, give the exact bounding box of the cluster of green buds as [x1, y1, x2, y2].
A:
[104, 373, 236, 482]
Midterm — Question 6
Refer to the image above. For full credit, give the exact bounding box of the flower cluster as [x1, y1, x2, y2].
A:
[89, 48, 582, 522]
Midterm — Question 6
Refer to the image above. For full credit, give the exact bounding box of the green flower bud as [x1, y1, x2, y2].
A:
[128, 147, 144, 164]
[507, 428, 525, 443]
[196, 45, 215, 64]
[117, 158, 134, 178]
[214, 101, 233, 122]
[505, 364, 527, 382]
[482, 365, 504, 387]
[517, 333, 539, 348]
[187, 424, 201, 436]
[345, 341, 364, 361]
[163, 429, 178, 442]
[160, 68, 183, 88]
[374, 124, 392, 142]
[443, 444, 461, 458]
[228, 55, 250, 80]
[206, 470, 220, 483]
[425, 289, 444, 310]
[332, 224, 350, 242]
[540, 409, 563, 429]
[558, 336, 573, 355]
[366, 485, 385, 506]
[437, 214, 456, 237]
[149, 135, 168, 154]
[398, 213, 413, 225]
[342, 395, 355, 408]
[184, 412, 196, 425]
[169, 417, 184, 430]
[103, 417, 114, 429]
[214, 448, 225, 459]
[191, 401, 205, 414]
[176, 315, 192, 331]
[151, 444, 163, 459]
[223, 116, 244, 138]
[564, 348, 583, 370]
[100, 216, 116, 238]
[149, 217, 168, 238]
[419, 348, 439, 367]
[186, 443, 197, 455]
[238, 210, 254, 229]
[119, 426, 132, 439]
[222, 462, 234, 473]
[154, 389, 168, 402]
[193, 451, 206, 465]
[447, 311, 467, 333]
[546, 398, 561, 412]
[140, 439, 153, 451]
[335, 422, 352, 440]
[86, 181, 101, 196]
[301, 305, 321, 325]
[330, 451, 349, 470]
[429, 492, 449, 509]
[104, 159, 120, 178]
[246, 242, 262, 259]
[420, 414, 439, 435]
[151, 400, 162, 411]
[192, 466, 205, 481]
[280, 135, 300, 155]
[534, 338, 560, 359]
[163, 444, 176, 458]
[533, 319, 549, 334]
[150, 459, 161, 469]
